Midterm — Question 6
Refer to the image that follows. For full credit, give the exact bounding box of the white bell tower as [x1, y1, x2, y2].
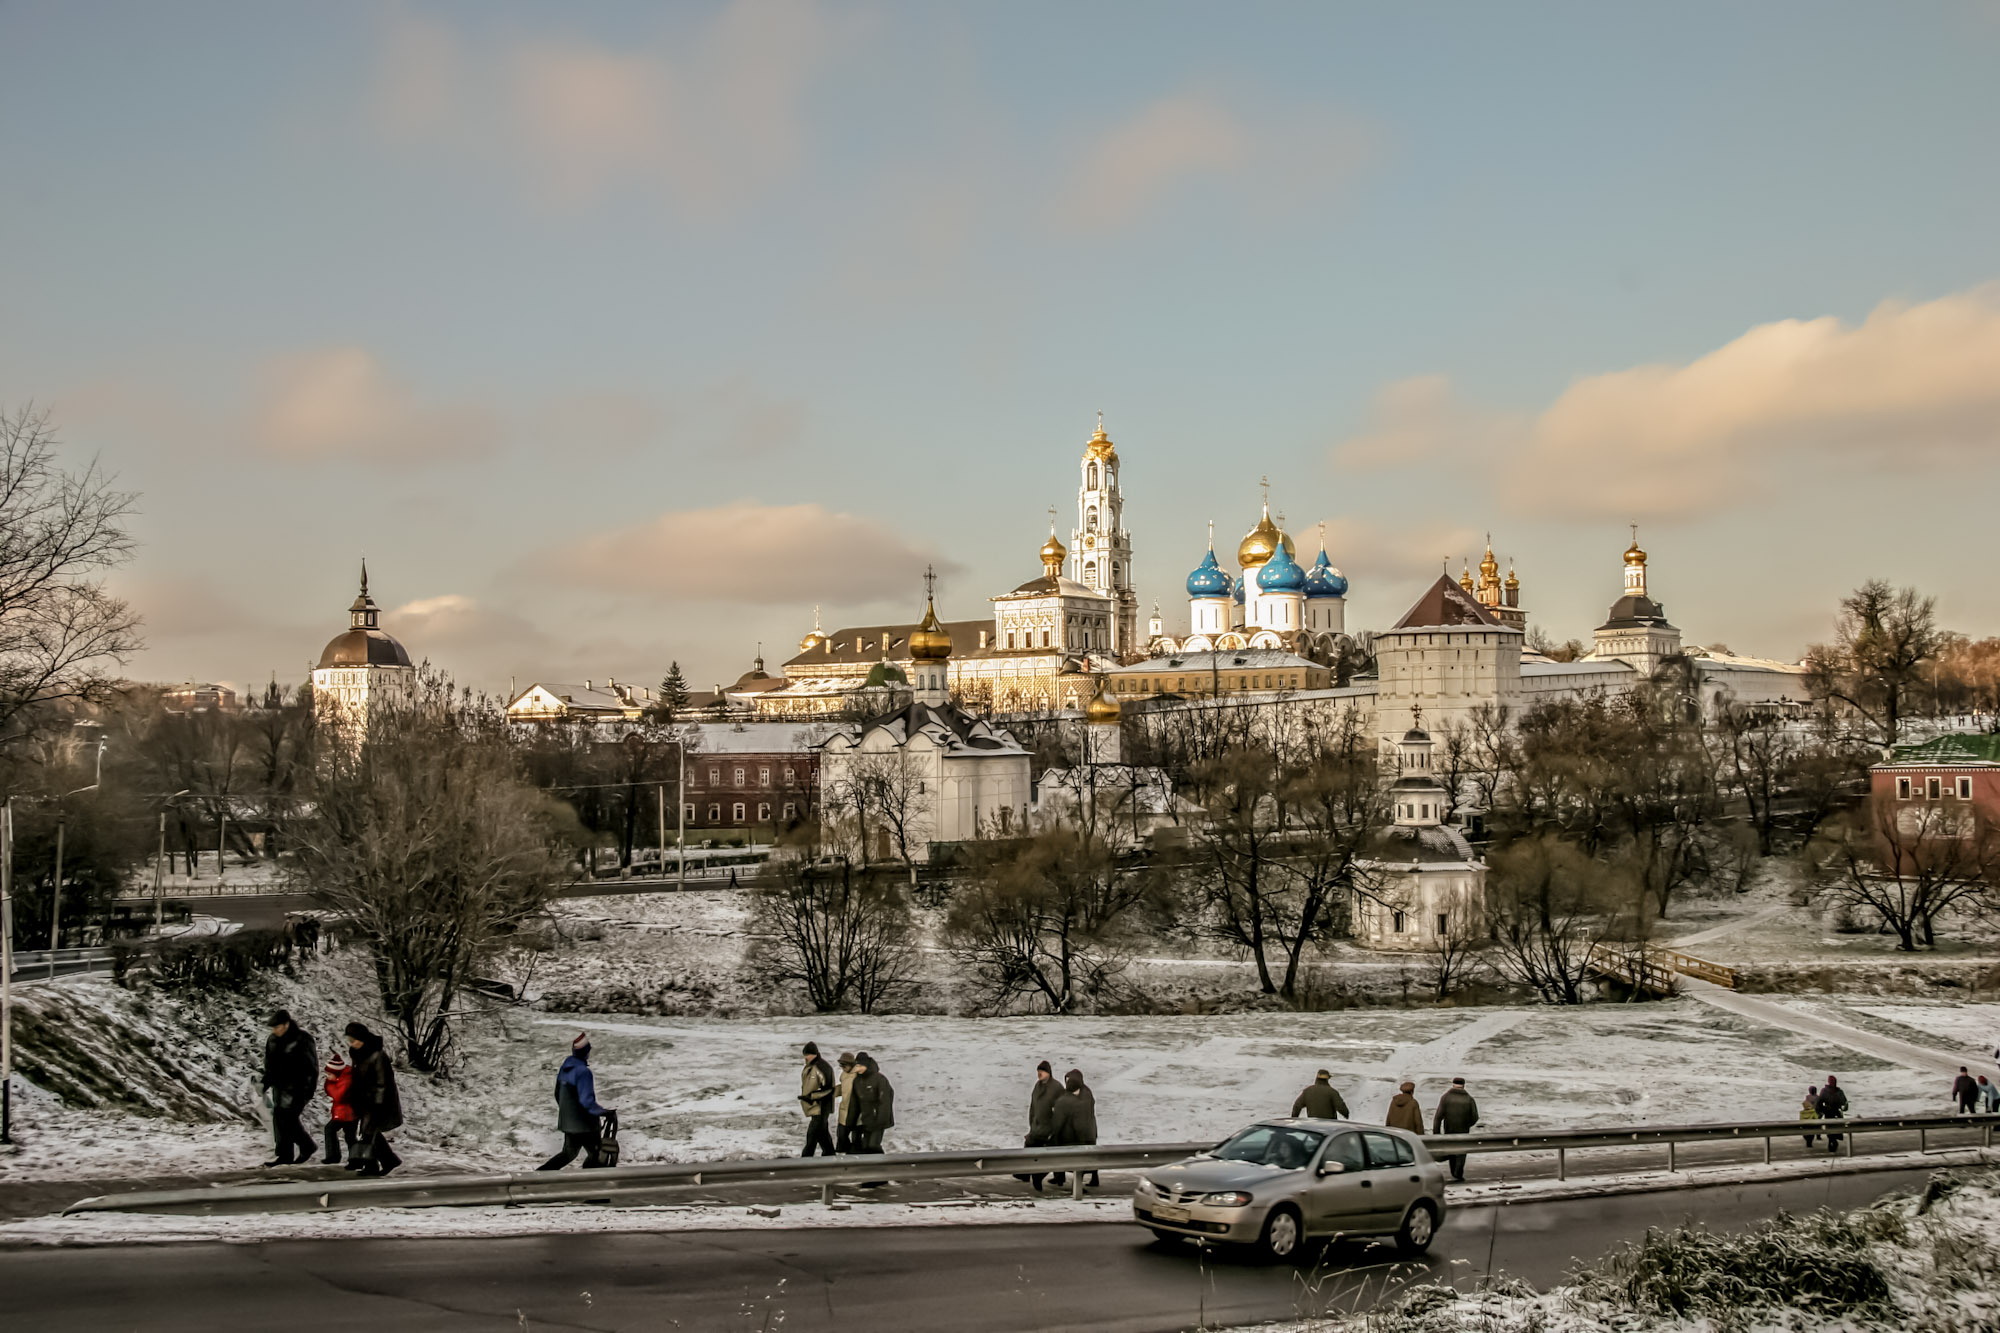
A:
[1070, 412, 1137, 654]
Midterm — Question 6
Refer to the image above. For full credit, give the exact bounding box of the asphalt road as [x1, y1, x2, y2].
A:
[0, 1168, 1934, 1332]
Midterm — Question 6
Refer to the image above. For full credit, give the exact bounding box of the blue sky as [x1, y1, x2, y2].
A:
[5, 1, 1998, 693]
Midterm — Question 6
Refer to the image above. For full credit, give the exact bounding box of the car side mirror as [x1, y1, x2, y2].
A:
[1318, 1161, 1345, 1175]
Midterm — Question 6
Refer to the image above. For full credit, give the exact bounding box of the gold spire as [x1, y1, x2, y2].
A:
[1458, 561, 1474, 593]
[1480, 535, 1499, 583]
[1624, 522, 1647, 566]
[909, 565, 953, 661]
[1085, 410, 1116, 460]
[1236, 479, 1295, 568]
[1504, 561, 1519, 590]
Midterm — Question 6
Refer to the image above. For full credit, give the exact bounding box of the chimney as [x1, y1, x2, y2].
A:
[585, 679, 593, 691]
[979, 630, 988, 649]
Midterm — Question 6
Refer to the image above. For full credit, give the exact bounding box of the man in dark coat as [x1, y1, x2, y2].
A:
[850, 1052, 895, 1153]
[1022, 1060, 1063, 1191]
[1291, 1069, 1350, 1121]
[1047, 1068, 1099, 1190]
[540, 1031, 612, 1170]
[1814, 1075, 1849, 1153]
[344, 1022, 403, 1177]
[1952, 1066, 1979, 1114]
[798, 1041, 836, 1157]
[1431, 1077, 1480, 1180]
[260, 1010, 319, 1166]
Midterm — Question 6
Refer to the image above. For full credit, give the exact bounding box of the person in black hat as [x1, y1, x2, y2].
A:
[259, 1009, 319, 1166]
[1022, 1060, 1062, 1190]
[1290, 1069, 1350, 1120]
[799, 1041, 836, 1156]
[1431, 1077, 1480, 1181]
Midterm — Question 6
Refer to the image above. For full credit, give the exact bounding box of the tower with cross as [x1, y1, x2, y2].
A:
[1072, 411, 1137, 654]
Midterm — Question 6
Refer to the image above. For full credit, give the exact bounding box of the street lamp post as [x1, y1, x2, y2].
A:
[44, 739, 106, 980]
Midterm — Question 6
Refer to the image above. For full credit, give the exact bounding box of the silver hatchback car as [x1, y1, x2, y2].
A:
[1132, 1119, 1447, 1262]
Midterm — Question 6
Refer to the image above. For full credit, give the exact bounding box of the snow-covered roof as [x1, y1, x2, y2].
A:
[833, 700, 1026, 755]
[673, 721, 830, 754]
[1110, 648, 1323, 674]
[507, 683, 643, 716]
[1523, 659, 1637, 679]
[1362, 822, 1482, 868]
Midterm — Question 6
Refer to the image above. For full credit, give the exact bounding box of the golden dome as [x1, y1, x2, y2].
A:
[1624, 539, 1647, 566]
[1040, 530, 1068, 576]
[1084, 677, 1122, 723]
[1504, 563, 1519, 590]
[1458, 563, 1474, 592]
[1084, 411, 1116, 460]
[909, 596, 953, 661]
[1236, 505, 1295, 569]
[1479, 542, 1500, 582]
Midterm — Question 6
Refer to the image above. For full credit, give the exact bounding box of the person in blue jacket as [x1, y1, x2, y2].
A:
[538, 1031, 613, 1170]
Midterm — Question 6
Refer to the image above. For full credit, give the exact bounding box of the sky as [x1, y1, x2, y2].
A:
[5, 1, 1999, 697]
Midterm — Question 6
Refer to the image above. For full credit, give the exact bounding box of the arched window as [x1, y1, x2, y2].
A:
[1087, 462, 1098, 490]
[1087, 508, 1098, 531]
[1084, 559, 1096, 584]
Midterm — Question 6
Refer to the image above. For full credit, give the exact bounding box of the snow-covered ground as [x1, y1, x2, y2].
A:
[4, 951, 1996, 1186]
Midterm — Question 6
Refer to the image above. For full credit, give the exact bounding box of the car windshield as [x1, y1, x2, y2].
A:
[1211, 1125, 1327, 1169]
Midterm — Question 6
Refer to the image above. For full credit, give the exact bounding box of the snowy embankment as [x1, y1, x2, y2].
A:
[1239, 1169, 2000, 1333]
[3, 939, 1996, 1188]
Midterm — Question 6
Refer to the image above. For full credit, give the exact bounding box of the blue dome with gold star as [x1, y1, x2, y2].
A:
[1305, 547, 1348, 599]
[1186, 547, 1230, 598]
[1256, 540, 1307, 592]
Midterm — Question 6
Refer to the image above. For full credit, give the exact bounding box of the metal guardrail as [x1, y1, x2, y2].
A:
[66, 1142, 1210, 1216]
[1432, 1112, 2000, 1179]
[65, 1114, 2000, 1218]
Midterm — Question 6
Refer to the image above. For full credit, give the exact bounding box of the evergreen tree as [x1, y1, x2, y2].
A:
[657, 661, 691, 719]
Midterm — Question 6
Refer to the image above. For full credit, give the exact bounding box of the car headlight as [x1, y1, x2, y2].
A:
[1135, 1178, 1159, 1196]
[1201, 1191, 1253, 1207]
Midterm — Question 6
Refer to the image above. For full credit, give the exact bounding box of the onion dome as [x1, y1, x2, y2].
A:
[1504, 563, 1519, 592]
[1040, 529, 1068, 577]
[909, 594, 953, 662]
[799, 606, 826, 652]
[1236, 502, 1296, 569]
[1479, 542, 1500, 584]
[863, 660, 908, 689]
[1458, 562, 1474, 593]
[1305, 547, 1348, 599]
[1625, 537, 1647, 567]
[316, 562, 412, 669]
[1186, 547, 1230, 598]
[1084, 412, 1116, 461]
[1083, 676, 1122, 724]
[1256, 540, 1306, 592]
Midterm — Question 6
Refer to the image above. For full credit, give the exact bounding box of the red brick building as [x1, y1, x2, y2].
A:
[677, 721, 826, 833]
[1867, 733, 2000, 870]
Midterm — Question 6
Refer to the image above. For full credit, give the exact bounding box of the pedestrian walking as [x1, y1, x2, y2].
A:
[1952, 1066, 1979, 1114]
[321, 1050, 358, 1166]
[1799, 1086, 1820, 1148]
[539, 1031, 614, 1171]
[798, 1041, 836, 1157]
[1430, 1077, 1480, 1181]
[343, 1022, 403, 1177]
[260, 1009, 319, 1167]
[1814, 1075, 1848, 1153]
[1291, 1069, 1350, 1120]
[1386, 1080, 1424, 1133]
[1980, 1076, 2000, 1114]
[850, 1052, 895, 1154]
[834, 1052, 859, 1153]
[1047, 1068, 1100, 1190]
[1020, 1060, 1063, 1191]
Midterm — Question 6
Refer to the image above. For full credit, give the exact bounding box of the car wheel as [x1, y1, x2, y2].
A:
[1258, 1205, 1304, 1263]
[1396, 1202, 1438, 1255]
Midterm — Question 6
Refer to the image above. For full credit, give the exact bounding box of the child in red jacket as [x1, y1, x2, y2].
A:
[322, 1051, 358, 1167]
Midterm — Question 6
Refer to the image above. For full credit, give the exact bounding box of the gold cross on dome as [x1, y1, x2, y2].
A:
[923, 564, 937, 598]
[1048, 504, 1058, 532]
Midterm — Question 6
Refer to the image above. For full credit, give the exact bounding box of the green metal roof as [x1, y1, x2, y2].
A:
[1887, 733, 2000, 765]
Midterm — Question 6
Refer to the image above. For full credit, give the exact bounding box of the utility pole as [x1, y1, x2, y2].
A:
[152, 811, 166, 934]
[656, 782, 667, 881]
[676, 739, 687, 892]
[47, 815, 65, 980]
[217, 810, 227, 890]
[1, 800, 14, 1143]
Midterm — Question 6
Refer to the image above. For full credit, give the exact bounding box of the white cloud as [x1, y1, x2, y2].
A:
[1054, 91, 1370, 231]
[1331, 284, 2000, 518]
[252, 346, 497, 463]
[371, 0, 839, 214]
[539, 500, 955, 605]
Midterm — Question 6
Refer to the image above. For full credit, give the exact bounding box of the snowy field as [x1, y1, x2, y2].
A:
[5, 962, 1996, 1185]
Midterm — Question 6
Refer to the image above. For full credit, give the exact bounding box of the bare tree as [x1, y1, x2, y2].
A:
[1419, 892, 1487, 1000]
[754, 828, 915, 1012]
[0, 405, 143, 748]
[945, 819, 1152, 1013]
[838, 747, 929, 884]
[1811, 793, 1998, 951]
[1806, 580, 1945, 746]
[1271, 707, 1391, 999]
[1186, 744, 1289, 993]
[288, 672, 575, 1070]
[1485, 834, 1617, 1004]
